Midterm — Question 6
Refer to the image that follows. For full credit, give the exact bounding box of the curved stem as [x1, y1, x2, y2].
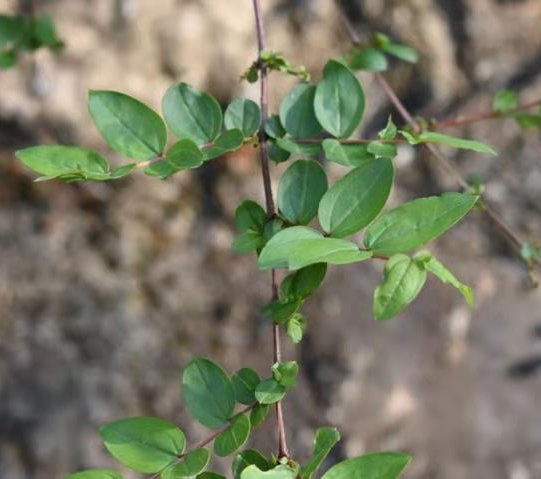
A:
[252, 0, 290, 459]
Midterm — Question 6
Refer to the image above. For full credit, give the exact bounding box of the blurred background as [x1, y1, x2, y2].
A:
[1, 0, 541, 478]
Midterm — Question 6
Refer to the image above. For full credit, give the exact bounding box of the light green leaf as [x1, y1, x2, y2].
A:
[162, 449, 211, 479]
[300, 427, 341, 479]
[321, 452, 412, 479]
[203, 129, 245, 161]
[255, 378, 286, 404]
[232, 368, 261, 405]
[314, 60, 365, 138]
[414, 252, 473, 306]
[349, 48, 388, 72]
[279, 84, 323, 139]
[88, 91, 166, 161]
[233, 230, 266, 253]
[277, 160, 328, 225]
[63, 470, 122, 479]
[162, 83, 222, 144]
[364, 193, 478, 255]
[166, 139, 204, 169]
[415, 131, 497, 156]
[322, 139, 374, 167]
[379, 117, 397, 140]
[225, 99, 261, 137]
[318, 159, 394, 238]
[110, 163, 137, 179]
[182, 358, 236, 429]
[280, 263, 327, 301]
[367, 141, 397, 159]
[493, 90, 518, 112]
[241, 465, 297, 479]
[198, 473, 226, 479]
[275, 138, 321, 156]
[214, 414, 251, 457]
[99, 417, 185, 473]
[289, 238, 372, 270]
[272, 361, 298, 388]
[144, 160, 179, 180]
[374, 254, 427, 320]
[233, 449, 270, 479]
[250, 404, 270, 427]
[381, 43, 419, 63]
[286, 313, 307, 344]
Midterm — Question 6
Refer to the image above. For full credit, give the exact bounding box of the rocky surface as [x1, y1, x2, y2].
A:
[1, 1, 541, 478]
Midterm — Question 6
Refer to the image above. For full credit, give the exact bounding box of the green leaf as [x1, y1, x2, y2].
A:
[314, 60, 365, 138]
[364, 193, 478, 255]
[280, 263, 327, 301]
[241, 465, 297, 479]
[265, 115, 286, 139]
[264, 218, 286, 241]
[214, 414, 251, 457]
[321, 452, 412, 479]
[88, 91, 166, 161]
[514, 113, 541, 129]
[99, 417, 186, 473]
[162, 449, 211, 479]
[261, 300, 302, 325]
[322, 139, 374, 167]
[163, 83, 222, 144]
[203, 129, 245, 161]
[275, 138, 321, 156]
[349, 48, 388, 72]
[318, 159, 394, 238]
[380, 43, 419, 63]
[182, 358, 236, 429]
[233, 449, 270, 479]
[379, 117, 397, 140]
[166, 139, 204, 169]
[198, 473, 226, 479]
[33, 14, 63, 49]
[255, 378, 286, 404]
[63, 470, 122, 479]
[289, 238, 372, 270]
[414, 252, 473, 306]
[286, 313, 307, 343]
[374, 254, 427, 320]
[225, 99, 261, 137]
[0, 49, 17, 69]
[279, 84, 323, 139]
[411, 131, 497, 156]
[250, 404, 270, 428]
[16, 145, 110, 179]
[232, 368, 261, 405]
[367, 141, 397, 159]
[233, 231, 266, 254]
[493, 90, 518, 112]
[236, 200, 267, 232]
[272, 361, 298, 388]
[144, 160, 179, 180]
[269, 142, 291, 163]
[277, 160, 328, 225]
[300, 427, 341, 479]
[110, 163, 137, 179]
[0, 15, 24, 46]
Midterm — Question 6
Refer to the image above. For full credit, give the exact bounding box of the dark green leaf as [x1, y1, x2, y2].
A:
[232, 368, 261, 405]
[99, 417, 185, 473]
[515, 113, 541, 129]
[275, 138, 321, 156]
[198, 473, 226, 479]
[272, 361, 298, 388]
[0, 15, 24, 46]
[364, 193, 478, 255]
[254, 378, 286, 405]
[214, 413, 251, 457]
[203, 129, 245, 161]
[314, 60, 365, 138]
[233, 449, 270, 479]
[144, 160, 179, 180]
[277, 160, 328, 225]
[493, 90, 518, 112]
[88, 91, 166, 161]
[300, 427, 340, 479]
[261, 299, 302, 324]
[0, 49, 17, 69]
[162, 83, 222, 144]
[322, 139, 374, 167]
[232, 230, 266, 254]
[182, 358, 236, 429]
[374, 254, 427, 320]
[264, 218, 286, 241]
[318, 159, 394, 238]
[225, 99, 261, 137]
[349, 48, 388, 72]
[162, 449, 211, 479]
[269, 142, 291, 163]
[250, 404, 270, 428]
[166, 139, 204, 169]
[321, 452, 412, 479]
[279, 84, 323, 139]
[265, 115, 286, 139]
[33, 15, 63, 49]
[381, 43, 419, 63]
[280, 263, 327, 301]
[235, 200, 267, 232]
[63, 470, 122, 479]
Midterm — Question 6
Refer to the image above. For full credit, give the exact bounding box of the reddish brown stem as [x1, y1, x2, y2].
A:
[252, 0, 290, 459]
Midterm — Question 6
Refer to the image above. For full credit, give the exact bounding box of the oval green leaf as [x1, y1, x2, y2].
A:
[279, 84, 323, 139]
[290, 238, 372, 270]
[318, 158, 394, 238]
[254, 378, 286, 405]
[277, 160, 328, 225]
[162, 448, 211, 479]
[321, 451, 412, 479]
[364, 193, 478, 255]
[241, 465, 297, 479]
[64, 470, 122, 479]
[233, 449, 270, 479]
[300, 427, 341, 479]
[162, 83, 222, 144]
[314, 60, 365, 138]
[232, 368, 261, 405]
[182, 358, 236, 429]
[322, 139, 374, 167]
[349, 48, 388, 72]
[99, 417, 185, 473]
[214, 413, 251, 457]
[166, 139, 204, 169]
[250, 404, 270, 427]
[88, 91, 166, 161]
[203, 129, 245, 161]
[225, 99, 261, 137]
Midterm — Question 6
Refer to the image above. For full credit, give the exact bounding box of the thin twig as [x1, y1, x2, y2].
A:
[436, 99, 541, 129]
[252, 0, 290, 459]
